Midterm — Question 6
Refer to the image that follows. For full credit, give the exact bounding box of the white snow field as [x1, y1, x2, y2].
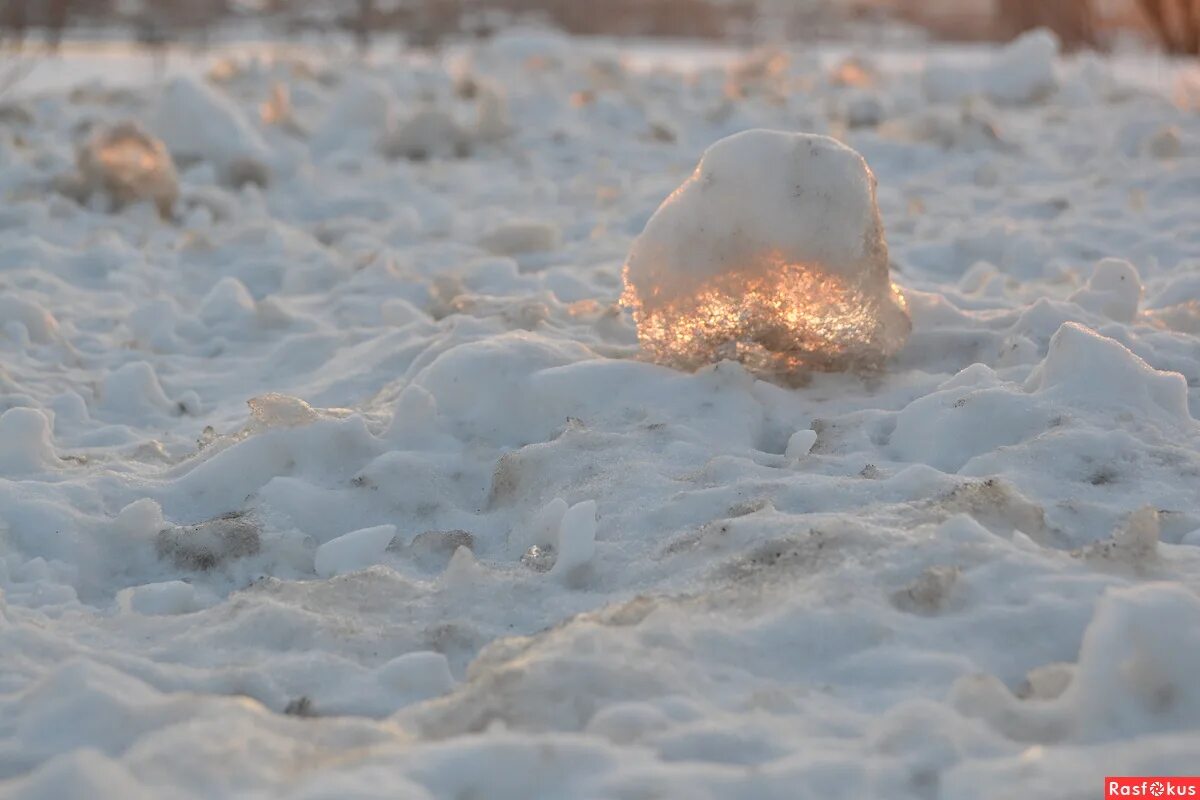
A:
[1, 27, 1200, 799]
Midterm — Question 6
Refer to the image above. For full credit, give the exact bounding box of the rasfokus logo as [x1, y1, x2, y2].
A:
[1106, 778, 1200, 798]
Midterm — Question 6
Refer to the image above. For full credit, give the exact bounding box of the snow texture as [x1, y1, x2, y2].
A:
[0, 28, 1198, 800]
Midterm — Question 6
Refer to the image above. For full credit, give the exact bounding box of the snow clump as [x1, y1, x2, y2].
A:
[74, 122, 179, 216]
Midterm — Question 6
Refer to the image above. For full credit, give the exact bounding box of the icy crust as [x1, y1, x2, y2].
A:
[0, 30, 1199, 800]
[623, 130, 910, 376]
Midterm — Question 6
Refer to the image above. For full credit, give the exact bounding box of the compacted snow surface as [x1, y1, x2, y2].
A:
[1, 29, 1199, 799]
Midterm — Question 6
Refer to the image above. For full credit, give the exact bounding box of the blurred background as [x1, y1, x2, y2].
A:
[0, 0, 1196, 55]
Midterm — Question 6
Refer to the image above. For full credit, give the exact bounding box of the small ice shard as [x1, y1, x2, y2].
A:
[314, 524, 397, 578]
[551, 499, 597, 580]
[76, 122, 179, 216]
[785, 429, 817, 458]
[622, 130, 909, 378]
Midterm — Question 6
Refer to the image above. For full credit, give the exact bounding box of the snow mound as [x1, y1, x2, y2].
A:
[622, 130, 910, 377]
[924, 28, 1059, 105]
[1025, 322, 1191, 422]
[75, 122, 179, 216]
[154, 76, 272, 186]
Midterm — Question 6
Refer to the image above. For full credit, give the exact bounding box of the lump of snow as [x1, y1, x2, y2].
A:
[75, 122, 179, 216]
[923, 28, 1059, 105]
[154, 76, 271, 187]
[622, 130, 910, 379]
[1025, 322, 1191, 422]
[551, 499, 597, 580]
[99, 361, 177, 418]
[478, 220, 561, 256]
[116, 580, 196, 615]
[1069, 258, 1141, 323]
[314, 524, 397, 578]
[381, 109, 471, 161]
[0, 407, 58, 473]
[785, 429, 817, 458]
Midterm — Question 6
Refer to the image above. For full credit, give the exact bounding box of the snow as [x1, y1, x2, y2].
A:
[1, 28, 1199, 800]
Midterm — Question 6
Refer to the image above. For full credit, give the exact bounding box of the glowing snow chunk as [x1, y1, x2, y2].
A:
[622, 130, 909, 378]
[77, 122, 179, 216]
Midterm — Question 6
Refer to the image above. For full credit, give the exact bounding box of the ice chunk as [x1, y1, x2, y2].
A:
[1069, 258, 1141, 323]
[154, 76, 271, 186]
[1025, 322, 1190, 422]
[785, 429, 817, 458]
[76, 122, 179, 216]
[551, 500, 597, 580]
[622, 130, 909, 378]
[314, 524, 397, 578]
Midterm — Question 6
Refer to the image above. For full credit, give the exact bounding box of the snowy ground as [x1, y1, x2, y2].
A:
[1, 28, 1199, 800]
